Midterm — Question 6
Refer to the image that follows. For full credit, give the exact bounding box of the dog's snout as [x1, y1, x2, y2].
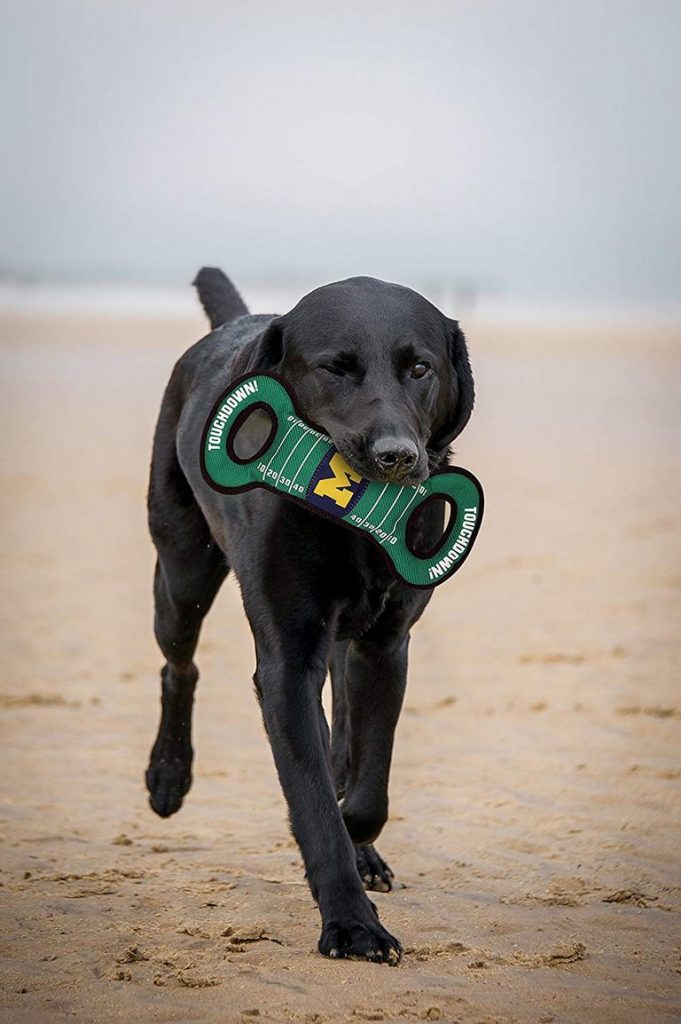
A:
[372, 437, 419, 475]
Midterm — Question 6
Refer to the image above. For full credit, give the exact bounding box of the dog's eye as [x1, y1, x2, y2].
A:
[319, 355, 359, 377]
[410, 361, 431, 379]
[319, 363, 346, 377]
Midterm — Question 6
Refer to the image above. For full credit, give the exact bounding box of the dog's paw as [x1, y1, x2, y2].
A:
[318, 914, 402, 964]
[145, 755, 192, 818]
[356, 844, 394, 892]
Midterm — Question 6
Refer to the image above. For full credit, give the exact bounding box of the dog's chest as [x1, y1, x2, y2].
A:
[331, 538, 400, 640]
[259, 500, 417, 641]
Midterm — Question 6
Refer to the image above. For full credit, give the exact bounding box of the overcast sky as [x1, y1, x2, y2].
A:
[2, 0, 680, 308]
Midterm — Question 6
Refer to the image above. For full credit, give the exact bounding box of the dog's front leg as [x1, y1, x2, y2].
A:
[337, 597, 427, 891]
[339, 631, 408, 846]
[243, 587, 402, 963]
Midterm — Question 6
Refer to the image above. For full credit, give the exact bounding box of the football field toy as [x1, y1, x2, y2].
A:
[201, 373, 483, 588]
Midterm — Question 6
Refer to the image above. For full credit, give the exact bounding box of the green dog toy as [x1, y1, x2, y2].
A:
[201, 373, 483, 588]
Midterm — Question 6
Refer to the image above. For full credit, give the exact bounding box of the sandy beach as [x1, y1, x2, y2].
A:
[1, 306, 679, 1024]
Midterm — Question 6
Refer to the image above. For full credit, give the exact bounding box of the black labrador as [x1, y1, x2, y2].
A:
[146, 269, 474, 963]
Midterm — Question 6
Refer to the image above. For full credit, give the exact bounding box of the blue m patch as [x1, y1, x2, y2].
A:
[306, 450, 369, 518]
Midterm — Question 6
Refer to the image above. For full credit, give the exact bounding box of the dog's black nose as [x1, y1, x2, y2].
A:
[372, 438, 419, 475]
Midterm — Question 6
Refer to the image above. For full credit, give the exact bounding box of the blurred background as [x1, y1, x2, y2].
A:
[2, 4, 680, 1022]
[2, 0, 680, 320]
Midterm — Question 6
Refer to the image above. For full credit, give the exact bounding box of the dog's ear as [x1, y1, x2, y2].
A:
[429, 319, 475, 454]
[230, 317, 285, 376]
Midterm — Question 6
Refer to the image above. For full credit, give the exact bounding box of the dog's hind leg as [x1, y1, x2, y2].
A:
[146, 409, 228, 818]
[146, 543, 227, 817]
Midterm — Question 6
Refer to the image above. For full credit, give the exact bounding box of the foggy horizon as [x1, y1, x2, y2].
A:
[3, 1, 680, 310]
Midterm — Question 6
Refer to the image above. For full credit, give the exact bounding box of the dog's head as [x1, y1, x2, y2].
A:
[232, 277, 474, 484]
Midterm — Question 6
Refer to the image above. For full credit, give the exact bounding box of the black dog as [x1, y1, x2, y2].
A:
[146, 269, 474, 963]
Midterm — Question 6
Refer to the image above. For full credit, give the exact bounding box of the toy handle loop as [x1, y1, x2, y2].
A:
[203, 375, 296, 488]
[400, 469, 482, 584]
[404, 491, 458, 559]
[224, 402, 278, 467]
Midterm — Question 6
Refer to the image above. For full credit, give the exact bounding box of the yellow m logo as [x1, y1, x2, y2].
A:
[313, 452, 362, 508]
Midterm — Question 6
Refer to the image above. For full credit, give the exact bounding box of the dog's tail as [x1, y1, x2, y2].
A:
[193, 267, 249, 329]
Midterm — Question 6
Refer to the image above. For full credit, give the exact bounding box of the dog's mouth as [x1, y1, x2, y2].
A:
[332, 437, 430, 487]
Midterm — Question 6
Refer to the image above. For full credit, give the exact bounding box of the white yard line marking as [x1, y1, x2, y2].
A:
[275, 428, 309, 483]
[288, 435, 322, 492]
[358, 483, 389, 528]
[374, 491, 403, 542]
[387, 486, 421, 537]
[264, 422, 298, 476]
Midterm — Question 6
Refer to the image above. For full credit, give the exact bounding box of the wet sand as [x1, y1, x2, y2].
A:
[1, 309, 680, 1023]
